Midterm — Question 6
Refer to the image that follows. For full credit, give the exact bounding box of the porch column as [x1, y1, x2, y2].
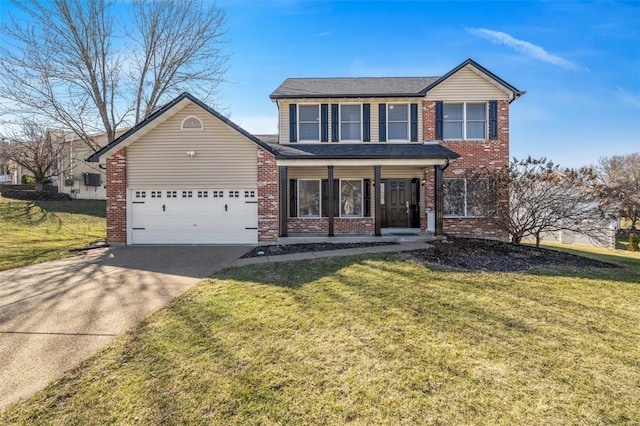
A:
[434, 165, 444, 236]
[374, 165, 382, 236]
[279, 166, 288, 237]
[327, 165, 334, 237]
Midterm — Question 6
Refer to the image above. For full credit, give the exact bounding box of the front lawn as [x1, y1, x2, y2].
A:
[0, 196, 106, 271]
[2, 248, 639, 424]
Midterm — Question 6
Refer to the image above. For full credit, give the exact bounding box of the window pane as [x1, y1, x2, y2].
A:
[299, 123, 319, 140]
[467, 179, 489, 216]
[299, 105, 319, 122]
[341, 105, 361, 122]
[466, 103, 486, 120]
[299, 180, 320, 217]
[387, 104, 408, 121]
[444, 179, 465, 216]
[466, 121, 486, 139]
[388, 122, 408, 140]
[443, 122, 463, 139]
[341, 179, 362, 217]
[443, 103, 463, 120]
[341, 123, 361, 140]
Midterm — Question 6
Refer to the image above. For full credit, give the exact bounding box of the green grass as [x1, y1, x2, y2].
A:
[2, 247, 639, 425]
[0, 196, 106, 271]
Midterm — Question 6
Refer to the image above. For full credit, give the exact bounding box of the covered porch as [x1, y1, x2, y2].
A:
[267, 143, 459, 239]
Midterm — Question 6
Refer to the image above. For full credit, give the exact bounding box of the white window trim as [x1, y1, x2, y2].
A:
[339, 103, 363, 142]
[180, 116, 204, 131]
[387, 103, 410, 142]
[298, 104, 321, 143]
[443, 178, 486, 218]
[298, 179, 321, 218]
[443, 102, 488, 141]
[339, 178, 364, 218]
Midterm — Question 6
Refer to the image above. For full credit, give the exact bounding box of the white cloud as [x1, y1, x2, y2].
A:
[467, 28, 576, 70]
[316, 31, 331, 37]
[232, 115, 278, 134]
[616, 86, 640, 109]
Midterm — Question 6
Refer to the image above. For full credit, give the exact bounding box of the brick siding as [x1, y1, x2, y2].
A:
[257, 148, 279, 242]
[106, 148, 127, 244]
[424, 99, 510, 239]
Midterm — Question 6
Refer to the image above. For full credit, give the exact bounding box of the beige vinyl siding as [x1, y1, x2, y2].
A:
[127, 103, 258, 188]
[425, 66, 511, 101]
[278, 97, 422, 144]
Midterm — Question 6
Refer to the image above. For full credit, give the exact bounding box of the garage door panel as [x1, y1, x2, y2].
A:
[129, 189, 258, 245]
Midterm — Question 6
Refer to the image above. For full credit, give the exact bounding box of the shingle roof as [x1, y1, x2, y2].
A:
[269, 59, 525, 102]
[262, 141, 459, 160]
[270, 77, 439, 99]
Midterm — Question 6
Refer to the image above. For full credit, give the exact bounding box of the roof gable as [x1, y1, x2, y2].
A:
[88, 93, 274, 162]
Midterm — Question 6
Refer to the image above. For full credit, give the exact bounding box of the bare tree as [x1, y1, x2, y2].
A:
[472, 157, 611, 247]
[0, 0, 227, 148]
[0, 120, 67, 190]
[597, 153, 640, 230]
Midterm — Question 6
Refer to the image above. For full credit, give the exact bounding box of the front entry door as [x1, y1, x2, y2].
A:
[386, 179, 410, 227]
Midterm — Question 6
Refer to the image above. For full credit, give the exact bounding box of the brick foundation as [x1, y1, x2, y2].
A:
[257, 148, 279, 242]
[106, 148, 127, 244]
[288, 217, 375, 235]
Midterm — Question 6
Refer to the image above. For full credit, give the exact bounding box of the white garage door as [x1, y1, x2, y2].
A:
[129, 189, 258, 244]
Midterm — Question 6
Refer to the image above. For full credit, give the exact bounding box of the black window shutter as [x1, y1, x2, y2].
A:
[363, 179, 371, 217]
[289, 179, 297, 217]
[333, 180, 340, 216]
[289, 104, 297, 142]
[331, 104, 339, 142]
[489, 100, 498, 139]
[379, 104, 387, 142]
[321, 104, 329, 142]
[410, 103, 418, 142]
[321, 179, 328, 217]
[435, 101, 443, 140]
[363, 104, 371, 142]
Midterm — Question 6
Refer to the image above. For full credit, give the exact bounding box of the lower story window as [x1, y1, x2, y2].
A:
[298, 179, 320, 217]
[444, 178, 488, 217]
[340, 179, 363, 217]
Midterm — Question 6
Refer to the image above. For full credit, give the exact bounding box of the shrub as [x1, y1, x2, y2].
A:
[629, 232, 639, 252]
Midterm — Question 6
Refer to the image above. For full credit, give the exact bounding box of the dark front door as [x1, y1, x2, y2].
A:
[386, 179, 411, 227]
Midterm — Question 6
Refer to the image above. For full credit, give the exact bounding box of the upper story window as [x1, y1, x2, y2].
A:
[181, 116, 204, 131]
[387, 104, 409, 141]
[443, 103, 487, 140]
[340, 105, 361, 141]
[298, 105, 320, 141]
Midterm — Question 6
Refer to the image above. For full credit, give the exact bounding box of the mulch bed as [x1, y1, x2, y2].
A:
[242, 237, 619, 272]
[241, 242, 398, 258]
[408, 238, 620, 272]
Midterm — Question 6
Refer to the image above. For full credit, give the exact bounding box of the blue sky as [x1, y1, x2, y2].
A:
[217, 0, 639, 168]
[1, 1, 638, 168]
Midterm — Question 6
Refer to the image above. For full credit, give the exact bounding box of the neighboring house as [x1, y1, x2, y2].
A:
[89, 58, 524, 245]
[55, 129, 127, 200]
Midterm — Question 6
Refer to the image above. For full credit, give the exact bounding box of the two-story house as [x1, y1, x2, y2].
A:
[89, 59, 523, 245]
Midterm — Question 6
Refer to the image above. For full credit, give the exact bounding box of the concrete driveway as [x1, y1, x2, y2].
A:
[0, 245, 249, 408]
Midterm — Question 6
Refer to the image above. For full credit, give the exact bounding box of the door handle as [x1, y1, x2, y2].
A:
[225, 204, 228, 212]
[162, 204, 165, 212]
[405, 201, 409, 214]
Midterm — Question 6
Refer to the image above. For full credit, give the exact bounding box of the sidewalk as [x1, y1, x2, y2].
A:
[228, 241, 432, 267]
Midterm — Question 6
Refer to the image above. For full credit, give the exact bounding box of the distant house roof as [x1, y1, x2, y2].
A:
[261, 139, 459, 160]
[270, 58, 525, 102]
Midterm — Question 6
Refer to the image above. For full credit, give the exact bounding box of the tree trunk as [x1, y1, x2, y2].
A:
[535, 233, 541, 248]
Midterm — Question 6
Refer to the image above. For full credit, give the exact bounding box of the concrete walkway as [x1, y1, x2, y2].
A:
[0, 240, 431, 409]
[0, 245, 249, 408]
